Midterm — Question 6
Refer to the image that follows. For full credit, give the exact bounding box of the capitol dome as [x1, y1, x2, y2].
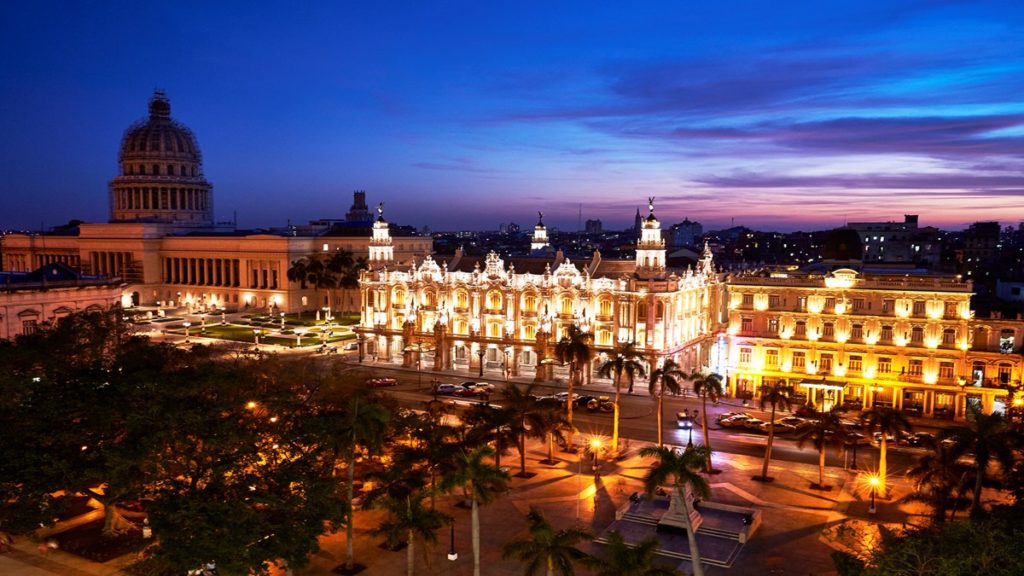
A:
[108, 90, 213, 227]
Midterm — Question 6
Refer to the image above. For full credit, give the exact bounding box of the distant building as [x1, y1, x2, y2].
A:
[499, 222, 520, 235]
[669, 218, 703, 247]
[585, 219, 602, 234]
[345, 191, 372, 224]
[848, 215, 941, 267]
[0, 263, 123, 339]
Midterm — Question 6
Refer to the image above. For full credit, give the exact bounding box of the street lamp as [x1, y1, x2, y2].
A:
[868, 474, 879, 514]
[679, 411, 694, 449]
[253, 329, 261, 350]
[477, 347, 486, 378]
[357, 334, 365, 363]
[590, 438, 602, 477]
[201, 314, 207, 333]
[183, 321, 191, 343]
[447, 522, 457, 561]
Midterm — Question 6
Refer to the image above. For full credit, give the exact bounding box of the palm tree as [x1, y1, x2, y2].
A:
[463, 402, 516, 470]
[501, 382, 547, 477]
[554, 324, 594, 449]
[649, 358, 685, 447]
[598, 342, 646, 454]
[404, 408, 460, 510]
[905, 435, 973, 525]
[502, 507, 593, 576]
[373, 491, 449, 576]
[795, 407, 848, 489]
[940, 401, 1017, 517]
[446, 445, 510, 576]
[337, 393, 391, 572]
[755, 381, 795, 482]
[689, 370, 724, 472]
[585, 530, 684, 576]
[859, 406, 912, 495]
[286, 257, 311, 289]
[639, 445, 711, 576]
[326, 249, 368, 314]
[535, 404, 574, 465]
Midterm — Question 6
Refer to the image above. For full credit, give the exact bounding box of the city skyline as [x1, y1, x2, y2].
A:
[2, 1, 1023, 233]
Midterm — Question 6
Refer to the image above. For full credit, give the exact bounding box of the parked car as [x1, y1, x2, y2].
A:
[586, 396, 614, 413]
[553, 392, 581, 405]
[778, 416, 810, 431]
[434, 383, 460, 395]
[742, 417, 767, 431]
[343, 341, 359, 350]
[758, 421, 796, 435]
[845, 432, 872, 446]
[367, 377, 398, 387]
[795, 405, 817, 417]
[719, 415, 752, 428]
[576, 395, 599, 407]
[905, 432, 935, 447]
[717, 411, 751, 423]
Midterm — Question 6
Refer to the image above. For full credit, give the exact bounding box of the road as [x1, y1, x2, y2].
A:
[361, 363, 929, 476]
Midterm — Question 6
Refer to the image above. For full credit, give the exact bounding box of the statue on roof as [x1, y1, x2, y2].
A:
[377, 202, 384, 217]
[648, 196, 655, 213]
[538, 211, 544, 225]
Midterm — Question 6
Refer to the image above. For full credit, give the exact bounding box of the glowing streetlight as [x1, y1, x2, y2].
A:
[868, 474, 880, 515]
[245, 401, 258, 410]
[183, 321, 191, 343]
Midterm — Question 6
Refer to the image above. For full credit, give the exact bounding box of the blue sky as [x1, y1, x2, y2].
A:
[1, 1, 1022, 232]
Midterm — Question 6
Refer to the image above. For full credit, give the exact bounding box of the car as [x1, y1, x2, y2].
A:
[472, 382, 495, 393]
[845, 432, 871, 446]
[839, 419, 862, 430]
[454, 386, 483, 397]
[434, 383, 460, 395]
[872, 431, 897, 444]
[778, 416, 809, 430]
[676, 412, 695, 429]
[905, 432, 935, 447]
[343, 341, 359, 350]
[742, 417, 767, 431]
[576, 395, 599, 407]
[717, 411, 750, 423]
[719, 415, 752, 428]
[367, 377, 397, 387]
[553, 392, 581, 404]
[758, 421, 796, 434]
[795, 405, 817, 417]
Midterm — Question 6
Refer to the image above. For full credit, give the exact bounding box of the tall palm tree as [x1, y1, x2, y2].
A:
[755, 382, 795, 482]
[326, 249, 368, 314]
[689, 370, 724, 472]
[554, 324, 594, 450]
[598, 342, 646, 454]
[859, 406, 912, 495]
[373, 491, 449, 576]
[502, 507, 593, 576]
[795, 407, 848, 489]
[463, 402, 516, 470]
[286, 257, 311, 289]
[535, 404, 574, 465]
[501, 382, 546, 477]
[940, 401, 1017, 517]
[585, 530, 684, 576]
[336, 393, 391, 572]
[446, 445, 510, 576]
[649, 358, 685, 447]
[404, 408, 460, 510]
[639, 445, 711, 576]
[905, 435, 973, 525]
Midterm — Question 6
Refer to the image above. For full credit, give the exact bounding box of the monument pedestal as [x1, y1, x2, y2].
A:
[657, 487, 703, 533]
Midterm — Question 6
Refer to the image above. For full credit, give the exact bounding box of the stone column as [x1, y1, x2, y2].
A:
[924, 390, 934, 417]
[511, 345, 520, 377]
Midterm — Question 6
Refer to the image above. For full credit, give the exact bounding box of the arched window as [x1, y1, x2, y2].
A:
[599, 298, 612, 317]
[423, 290, 436, 307]
[152, 164, 160, 175]
[167, 164, 175, 175]
[637, 301, 647, 320]
[523, 293, 537, 313]
[455, 290, 469, 309]
[138, 164, 146, 175]
[560, 296, 573, 315]
[487, 290, 502, 311]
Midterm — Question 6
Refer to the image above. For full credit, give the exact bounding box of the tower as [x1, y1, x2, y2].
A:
[108, 90, 213, 227]
[636, 197, 666, 279]
[531, 211, 549, 252]
[369, 202, 394, 264]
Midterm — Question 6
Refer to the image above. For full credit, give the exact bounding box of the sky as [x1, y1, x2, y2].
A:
[1, 1, 1023, 233]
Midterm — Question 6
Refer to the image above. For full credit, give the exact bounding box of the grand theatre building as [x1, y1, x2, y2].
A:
[356, 203, 727, 381]
[1, 91, 431, 315]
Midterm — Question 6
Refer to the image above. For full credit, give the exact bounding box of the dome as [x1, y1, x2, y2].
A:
[118, 90, 202, 165]
[822, 227, 864, 261]
[108, 90, 213, 227]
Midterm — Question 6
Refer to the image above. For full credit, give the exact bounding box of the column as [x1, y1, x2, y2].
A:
[511, 345, 520, 377]
[924, 390, 934, 417]
[894, 387, 904, 410]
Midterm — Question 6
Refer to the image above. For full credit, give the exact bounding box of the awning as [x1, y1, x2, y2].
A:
[798, 379, 847, 391]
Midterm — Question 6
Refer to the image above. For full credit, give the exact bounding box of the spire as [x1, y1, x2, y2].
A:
[148, 89, 171, 119]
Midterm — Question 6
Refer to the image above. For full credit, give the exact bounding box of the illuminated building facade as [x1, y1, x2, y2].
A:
[1, 91, 431, 313]
[0, 263, 123, 340]
[355, 201, 725, 381]
[726, 267, 1023, 418]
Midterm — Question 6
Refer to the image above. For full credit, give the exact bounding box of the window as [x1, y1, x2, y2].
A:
[849, 355, 863, 372]
[939, 362, 954, 379]
[881, 325, 893, 342]
[913, 301, 926, 316]
[823, 323, 834, 339]
[765, 349, 779, 367]
[851, 324, 863, 341]
[792, 351, 806, 369]
[945, 302, 958, 317]
[882, 299, 894, 314]
[878, 357, 892, 374]
[853, 298, 865, 311]
[742, 293, 753, 306]
[908, 359, 923, 376]
[769, 294, 780, 308]
[819, 354, 833, 372]
[942, 329, 956, 345]
[522, 294, 535, 312]
[741, 317, 753, 333]
[599, 298, 612, 317]
[825, 297, 836, 311]
[911, 327, 924, 344]
[21, 319, 38, 335]
[999, 363, 1012, 384]
[739, 347, 752, 364]
[795, 321, 806, 337]
[152, 164, 160, 175]
[797, 296, 807, 311]
[768, 317, 779, 333]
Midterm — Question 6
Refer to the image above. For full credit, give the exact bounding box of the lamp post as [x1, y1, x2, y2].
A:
[201, 314, 207, 333]
[681, 413, 694, 449]
[183, 321, 191, 343]
[280, 312, 286, 330]
[477, 347, 486, 378]
[590, 438, 602, 477]
[868, 474, 879, 515]
[253, 329, 261, 350]
[447, 522, 457, 561]
[357, 334, 365, 363]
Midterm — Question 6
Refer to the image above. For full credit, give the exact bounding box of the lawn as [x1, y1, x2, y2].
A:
[166, 322, 355, 348]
